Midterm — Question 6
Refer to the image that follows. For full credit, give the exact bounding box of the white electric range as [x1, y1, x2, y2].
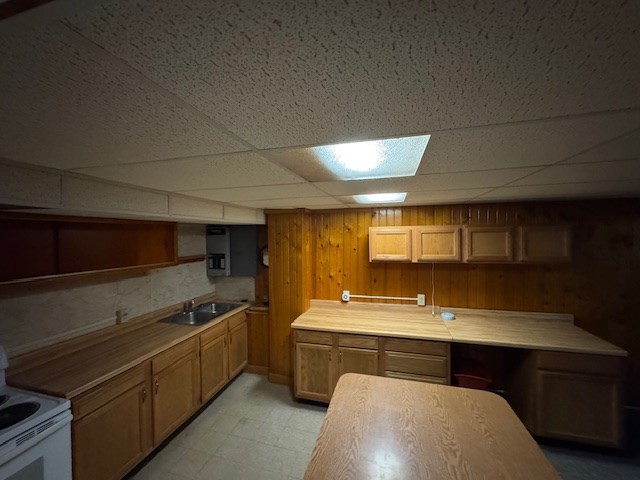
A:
[0, 346, 72, 480]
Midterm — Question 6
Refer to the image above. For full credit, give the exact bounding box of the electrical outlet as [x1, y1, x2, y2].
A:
[341, 290, 350, 302]
[115, 308, 129, 324]
[417, 294, 426, 306]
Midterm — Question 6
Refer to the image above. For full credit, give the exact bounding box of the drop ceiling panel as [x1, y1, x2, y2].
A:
[0, 23, 246, 170]
[66, 0, 640, 149]
[235, 196, 344, 209]
[73, 152, 306, 191]
[419, 111, 640, 174]
[510, 160, 640, 186]
[183, 183, 327, 202]
[562, 129, 640, 164]
[478, 180, 640, 201]
[315, 168, 539, 196]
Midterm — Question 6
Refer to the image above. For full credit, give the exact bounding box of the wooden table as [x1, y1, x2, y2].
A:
[305, 373, 560, 480]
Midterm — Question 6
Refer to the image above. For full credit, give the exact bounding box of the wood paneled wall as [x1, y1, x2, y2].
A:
[267, 212, 312, 384]
[267, 200, 640, 403]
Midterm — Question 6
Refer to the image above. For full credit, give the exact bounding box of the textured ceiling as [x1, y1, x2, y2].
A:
[0, 0, 639, 210]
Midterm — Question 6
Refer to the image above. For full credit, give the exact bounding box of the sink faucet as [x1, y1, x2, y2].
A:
[183, 298, 196, 314]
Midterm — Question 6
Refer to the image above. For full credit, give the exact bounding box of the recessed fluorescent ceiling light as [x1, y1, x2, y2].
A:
[353, 192, 407, 204]
[312, 135, 430, 180]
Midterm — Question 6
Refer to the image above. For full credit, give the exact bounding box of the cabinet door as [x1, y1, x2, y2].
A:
[369, 227, 412, 262]
[152, 341, 200, 444]
[72, 370, 152, 480]
[201, 334, 228, 402]
[463, 226, 514, 262]
[295, 342, 333, 402]
[338, 347, 378, 379]
[536, 370, 623, 447]
[518, 226, 571, 263]
[229, 321, 248, 379]
[246, 308, 270, 373]
[412, 226, 461, 262]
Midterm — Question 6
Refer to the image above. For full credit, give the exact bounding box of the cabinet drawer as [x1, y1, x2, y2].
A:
[152, 337, 198, 374]
[295, 330, 333, 345]
[200, 320, 227, 346]
[385, 352, 449, 377]
[338, 334, 378, 349]
[536, 351, 623, 377]
[228, 311, 246, 330]
[385, 371, 449, 385]
[385, 338, 449, 356]
[72, 363, 149, 420]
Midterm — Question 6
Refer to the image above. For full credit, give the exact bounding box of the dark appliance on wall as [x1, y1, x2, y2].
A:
[206, 225, 257, 277]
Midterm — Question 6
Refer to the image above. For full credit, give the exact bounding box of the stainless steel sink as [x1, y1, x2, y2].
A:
[196, 303, 240, 315]
[163, 303, 240, 326]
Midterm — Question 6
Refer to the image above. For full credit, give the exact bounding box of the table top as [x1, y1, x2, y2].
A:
[291, 300, 626, 356]
[304, 373, 560, 480]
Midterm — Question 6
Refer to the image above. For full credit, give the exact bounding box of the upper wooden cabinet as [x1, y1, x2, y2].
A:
[0, 215, 177, 283]
[370, 225, 571, 264]
[518, 226, 572, 263]
[463, 226, 514, 263]
[369, 226, 412, 261]
[412, 226, 461, 262]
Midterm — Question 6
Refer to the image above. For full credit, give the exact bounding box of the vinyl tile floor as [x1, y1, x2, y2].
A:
[127, 373, 640, 480]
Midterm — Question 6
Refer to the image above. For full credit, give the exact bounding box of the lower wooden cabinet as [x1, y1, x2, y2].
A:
[533, 351, 624, 447]
[200, 321, 229, 402]
[72, 364, 152, 480]
[295, 342, 333, 402]
[70, 309, 251, 480]
[293, 329, 450, 402]
[152, 337, 201, 444]
[228, 312, 248, 379]
[506, 349, 625, 448]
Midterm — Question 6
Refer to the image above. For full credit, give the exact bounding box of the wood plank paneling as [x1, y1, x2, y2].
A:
[267, 211, 312, 383]
[267, 199, 640, 403]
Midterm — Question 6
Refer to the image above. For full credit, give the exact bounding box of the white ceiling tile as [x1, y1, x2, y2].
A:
[510, 160, 640, 186]
[315, 168, 539, 196]
[0, 23, 246, 170]
[66, 1, 640, 149]
[478, 181, 640, 202]
[168, 195, 223, 220]
[419, 112, 640, 173]
[236, 197, 344, 209]
[73, 152, 306, 191]
[183, 183, 326, 202]
[562, 129, 640, 164]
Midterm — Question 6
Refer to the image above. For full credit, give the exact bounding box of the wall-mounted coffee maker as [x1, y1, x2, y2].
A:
[206, 225, 257, 277]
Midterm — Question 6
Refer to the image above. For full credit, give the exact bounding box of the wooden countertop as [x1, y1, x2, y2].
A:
[305, 373, 560, 480]
[7, 303, 250, 398]
[291, 300, 452, 341]
[292, 300, 627, 356]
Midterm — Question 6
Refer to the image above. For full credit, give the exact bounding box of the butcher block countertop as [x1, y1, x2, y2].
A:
[305, 373, 560, 480]
[292, 300, 626, 356]
[7, 302, 251, 399]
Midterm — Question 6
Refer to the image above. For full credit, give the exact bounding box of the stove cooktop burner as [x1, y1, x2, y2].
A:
[0, 402, 41, 430]
[0, 395, 8, 406]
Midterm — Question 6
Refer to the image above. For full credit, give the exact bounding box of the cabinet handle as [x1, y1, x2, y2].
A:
[142, 388, 147, 402]
[229, 336, 232, 345]
[339, 352, 342, 363]
[154, 379, 159, 394]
